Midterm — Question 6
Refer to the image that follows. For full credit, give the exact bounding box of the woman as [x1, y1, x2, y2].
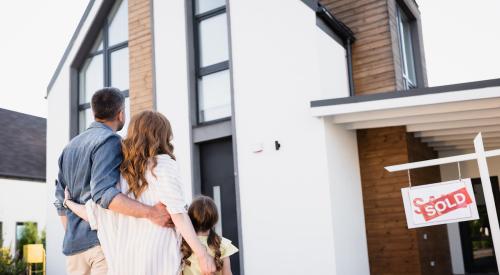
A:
[64, 110, 215, 275]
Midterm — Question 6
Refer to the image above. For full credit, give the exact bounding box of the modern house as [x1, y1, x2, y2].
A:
[45, 0, 500, 274]
[0, 108, 46, 256]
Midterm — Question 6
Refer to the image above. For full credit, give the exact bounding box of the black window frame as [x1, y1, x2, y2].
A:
[0, 221, 3, 247]
[76, 0, 129, 133]
[192, 3, 231, 125]
[396, 2, 418, 90]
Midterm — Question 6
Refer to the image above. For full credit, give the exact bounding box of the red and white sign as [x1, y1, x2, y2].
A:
[401, 178, 479, 229]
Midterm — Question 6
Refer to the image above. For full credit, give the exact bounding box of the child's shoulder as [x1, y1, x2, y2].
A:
[220, 236, 239, 259]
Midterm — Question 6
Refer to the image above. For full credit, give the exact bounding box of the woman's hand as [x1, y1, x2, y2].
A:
[64, 187, 71, 201]
[196, 250, 216, 275]
[170, 212, 216, 274]
[64, 187, 72, 208]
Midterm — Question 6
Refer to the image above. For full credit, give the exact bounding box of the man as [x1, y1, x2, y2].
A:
[54, 88, 172, 274]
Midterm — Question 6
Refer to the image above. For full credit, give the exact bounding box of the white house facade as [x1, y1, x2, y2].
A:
[46, 0, 500, 274]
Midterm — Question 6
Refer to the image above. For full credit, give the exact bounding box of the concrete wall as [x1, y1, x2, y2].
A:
[315, 26, 350, 100]
[440, 150, 500, 274]
[324, 123, 370, 275]
[0, 178, 46, 255]
[228, 0, 368, 273]
[152, 0, 194, 199]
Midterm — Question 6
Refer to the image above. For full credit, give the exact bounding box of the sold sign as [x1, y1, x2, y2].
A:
[401, 179, 479, 229]
[415, 187, 473, 221]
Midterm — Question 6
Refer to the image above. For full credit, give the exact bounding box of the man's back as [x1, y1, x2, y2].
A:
[56, 122, 122, 255]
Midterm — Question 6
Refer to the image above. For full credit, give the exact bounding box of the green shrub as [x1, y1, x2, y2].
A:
[0, 248, 26, 275]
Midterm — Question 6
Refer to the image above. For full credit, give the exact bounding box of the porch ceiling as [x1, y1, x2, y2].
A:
[310, 78, 500, 152]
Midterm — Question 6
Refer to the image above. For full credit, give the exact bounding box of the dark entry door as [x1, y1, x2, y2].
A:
[459, 177, 500, 274]
[199, 137, 240, 275]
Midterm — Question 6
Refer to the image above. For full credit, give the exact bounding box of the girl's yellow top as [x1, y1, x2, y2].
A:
[183, 235, 238, 275]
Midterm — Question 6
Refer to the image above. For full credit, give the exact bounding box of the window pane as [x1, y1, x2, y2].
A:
[111, 47, 129, 91]
[79, 108, 93, 133]
[199, 13, 229, 67]
[198, 69, 231, 122]
[79, 54, 104, 104]
[402, 22, 417, 85]
[108, 0, 128, 46]
[195, 0, 225, 14]
[397, 7, 417, 88]
[116, 97, 130, 137]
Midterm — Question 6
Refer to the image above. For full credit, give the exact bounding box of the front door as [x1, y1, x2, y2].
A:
[199, 137, 240, 274]
[459, 176, 500, 274]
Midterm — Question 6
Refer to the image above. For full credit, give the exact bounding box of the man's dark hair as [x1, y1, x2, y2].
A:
[91, 87, 125, 120]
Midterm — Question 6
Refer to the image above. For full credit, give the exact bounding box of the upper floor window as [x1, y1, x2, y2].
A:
[193, 0, 232, 123]
[78, 0, 129, 134]
[396, 5, 417, 90]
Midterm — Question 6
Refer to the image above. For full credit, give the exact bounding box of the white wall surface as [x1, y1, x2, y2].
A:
[45, 1, 103, 274]
[316, 28, 350, 99]
[0, 178, 46, 255]
[152, 0, 194, 201]
[440, 151, 500, 275]
[229, 0, 368, 274]
[324, 122, 370, 275]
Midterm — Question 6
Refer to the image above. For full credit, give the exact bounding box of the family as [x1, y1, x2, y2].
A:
[54, 88, 238, 275]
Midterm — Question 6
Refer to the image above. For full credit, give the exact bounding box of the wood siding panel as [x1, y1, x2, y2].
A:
[129, 0, 155, 115]
[357, 126, 422, 275]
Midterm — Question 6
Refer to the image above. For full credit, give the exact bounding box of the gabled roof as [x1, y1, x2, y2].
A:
[0, 108, 46, 181]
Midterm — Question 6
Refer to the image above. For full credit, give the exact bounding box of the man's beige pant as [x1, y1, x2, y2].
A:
[66, 245, 108, 275]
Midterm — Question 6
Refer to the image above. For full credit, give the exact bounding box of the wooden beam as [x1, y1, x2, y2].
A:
[343, 109, 500, 130]
[427, 138, 500, 147]
[422, 132, 500, 143]
[407, 117, 500, 132]
[416, 125, 500, 137]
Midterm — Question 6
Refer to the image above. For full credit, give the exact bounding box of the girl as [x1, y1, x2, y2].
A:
[63, 111, 216, 275]
[181, 196, 238, 275]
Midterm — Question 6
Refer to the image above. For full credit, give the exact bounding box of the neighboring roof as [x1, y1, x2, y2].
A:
[0, 108, 46, 181]
[46, 0, 96, 98]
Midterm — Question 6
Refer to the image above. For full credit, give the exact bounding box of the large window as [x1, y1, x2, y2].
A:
[396, 5, 417, 90]
[193, 0, 232, 123]
[78, 0, 129, 134]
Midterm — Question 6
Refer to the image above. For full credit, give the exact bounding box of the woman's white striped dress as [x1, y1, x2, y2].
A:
[85, 155, 188, 275]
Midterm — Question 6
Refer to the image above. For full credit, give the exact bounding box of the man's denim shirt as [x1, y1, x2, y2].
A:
[55, 122, 122, 255]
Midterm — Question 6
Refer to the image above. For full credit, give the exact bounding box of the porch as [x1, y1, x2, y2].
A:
[311, 78, 500, 274]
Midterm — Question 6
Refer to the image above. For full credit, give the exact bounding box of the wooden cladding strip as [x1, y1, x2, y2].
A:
[356, 126, 452, 274]
[128, 0, 155, 115]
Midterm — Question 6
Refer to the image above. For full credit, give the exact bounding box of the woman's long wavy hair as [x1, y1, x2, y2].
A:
[120, 110, 175, 198]
[181, 196, 224, 271]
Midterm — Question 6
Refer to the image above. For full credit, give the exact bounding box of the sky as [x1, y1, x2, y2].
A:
[0, 1, 499, 118]
[0, 0, 88, 118]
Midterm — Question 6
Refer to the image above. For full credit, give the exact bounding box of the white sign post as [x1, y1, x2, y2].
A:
[385, 133, 500, 272]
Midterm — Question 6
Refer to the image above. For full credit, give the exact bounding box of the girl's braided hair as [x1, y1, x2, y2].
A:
[181, 195, 223, 271]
